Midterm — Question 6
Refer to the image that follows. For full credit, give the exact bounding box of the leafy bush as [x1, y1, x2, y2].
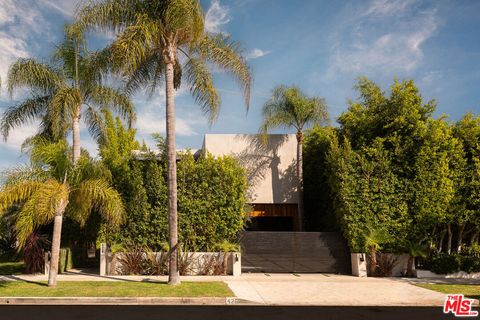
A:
[377, 253, 399, 277]
[461, 244, 480, 259]
[178, 250, 195, 276]
[142, 250, 168, 275]
[461, 256, 480, 273]
[197, 253, 224, 275]
[0, 209, 19, 260]
[104, 152, 247, 252]
[430, 254, 462, 274]
[23, 232, 50, 274]
[117, 246, 144, 275]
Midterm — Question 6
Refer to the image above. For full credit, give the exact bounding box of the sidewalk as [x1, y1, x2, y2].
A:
[1, 271, 454, 306]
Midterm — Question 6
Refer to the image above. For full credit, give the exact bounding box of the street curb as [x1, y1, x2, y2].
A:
[0, 297, 257, 305]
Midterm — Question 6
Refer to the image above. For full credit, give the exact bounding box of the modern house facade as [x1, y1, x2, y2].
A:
[202, 134, 301, 231]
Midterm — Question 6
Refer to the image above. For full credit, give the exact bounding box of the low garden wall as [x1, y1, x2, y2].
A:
[352, 253, 413, 277]
[99, 245, 241, 277]
[416, 270, 480, 279]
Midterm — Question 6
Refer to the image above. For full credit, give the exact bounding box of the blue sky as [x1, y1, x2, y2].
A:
[0, 0, 479, 169]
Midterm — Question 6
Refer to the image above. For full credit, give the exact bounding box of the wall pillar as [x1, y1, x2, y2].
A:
[100, 243, 107, 276]
[351, 253, 367, 277]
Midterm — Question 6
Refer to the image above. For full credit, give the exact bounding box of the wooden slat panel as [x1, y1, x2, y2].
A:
[241, 231, 351, 274]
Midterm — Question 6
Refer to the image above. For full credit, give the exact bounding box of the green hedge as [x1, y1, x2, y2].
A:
[423, 253, 480, 274]
[103, 152, 248, 252]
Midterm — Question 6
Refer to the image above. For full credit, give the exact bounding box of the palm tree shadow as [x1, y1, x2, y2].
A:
[232, 134, 297, 203]
[0, 275, 48, 287]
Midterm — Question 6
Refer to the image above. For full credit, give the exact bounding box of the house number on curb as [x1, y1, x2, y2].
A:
[226, 298, 236, 305]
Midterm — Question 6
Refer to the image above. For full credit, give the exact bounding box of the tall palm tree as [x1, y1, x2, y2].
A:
[261, 86, 328, 230]
[1, 28, 134, 163]
[74, 0, 251, 284]
[0, 139, 124, 286]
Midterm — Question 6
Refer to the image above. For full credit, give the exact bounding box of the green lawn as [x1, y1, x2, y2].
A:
[0, 281, 233, 297]
[417, 284, 480, 300]
[0, 262, 25, 275]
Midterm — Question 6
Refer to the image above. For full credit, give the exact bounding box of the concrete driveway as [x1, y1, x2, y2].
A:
[225, 274, 447, 306]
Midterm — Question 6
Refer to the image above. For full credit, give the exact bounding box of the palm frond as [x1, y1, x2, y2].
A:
[261, 85, 328, 136]
[184, 57, 220, 122]
[15, 180, 69, 246]
[110, 15, 160, 76]
[1, 166, 47, 186]
[85, 85, 135, 127]
[84, 106, 106, 142]
[74, 178, 124, 227]
[30, 139, 71, 181]
[197, 35, 251, 110]
[124, 50, 163, 96]
[1, 95, 50, 141]
[49, 87, 81, 136]
[164, 0, 203, 42]
[0, 180, 44, 212]
[7, 59, 63, 96]
[73, 0, 140, 35]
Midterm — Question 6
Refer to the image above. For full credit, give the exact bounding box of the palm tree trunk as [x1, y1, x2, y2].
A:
[48, 199, 68, 287]
[368, 246, 377, 276]
[296, 131, 304, 231]
[164, 46, 180, 285]
[72, 107, 81, 164]
[406, 255, 415, 277]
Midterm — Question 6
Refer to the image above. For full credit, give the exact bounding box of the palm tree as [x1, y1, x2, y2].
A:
[1, 28, 134, 163]
[261, 86, 328, 230]
[0, 140, 124, 286]
[74, 0, 251, 284]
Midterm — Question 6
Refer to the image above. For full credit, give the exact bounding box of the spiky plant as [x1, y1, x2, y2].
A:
[0, 139, 124, 286]
[261, 86, 328, 230]
[1, 27, 134, 163]
[74, 0, 251, 284]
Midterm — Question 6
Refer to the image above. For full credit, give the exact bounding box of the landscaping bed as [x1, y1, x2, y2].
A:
[417, 284, 480, 301]
[0, 281, 233, 297]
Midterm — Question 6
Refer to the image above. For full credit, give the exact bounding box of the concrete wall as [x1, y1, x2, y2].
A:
[203, 134, 299, 204]
[100, 250, 241, 276]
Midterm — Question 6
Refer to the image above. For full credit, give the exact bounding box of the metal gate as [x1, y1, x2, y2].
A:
[241, 231, 351, 273]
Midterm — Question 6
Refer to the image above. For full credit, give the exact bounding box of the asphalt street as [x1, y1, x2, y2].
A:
[0, 305, 473, 320]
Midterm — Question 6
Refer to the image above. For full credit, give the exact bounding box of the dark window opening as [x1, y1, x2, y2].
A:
[246, 216, 293, 231]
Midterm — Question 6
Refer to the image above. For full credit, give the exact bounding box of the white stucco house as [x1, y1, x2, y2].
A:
[201, 134, 300, 231]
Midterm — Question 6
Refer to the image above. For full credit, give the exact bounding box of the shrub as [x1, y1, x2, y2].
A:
[461, 256, 480, 273]
[117, 246, 144, 275]
[377, 253, 399, 277]
[430, 254, 462, 274]
[178, 250, 195, 276]
[143, 250, 168, 275]
[23, 232, 50, 274]
[461, 244, 480, 259]
[105, 152, 248, 252]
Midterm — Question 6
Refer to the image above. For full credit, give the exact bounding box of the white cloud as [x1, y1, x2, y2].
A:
[245, 48, 270, 60]
[0, 0, 65, 85]
[0, 32, 29, 85]
[39, 0, 78, 17]
[363, 0, 416, 17]
[205, 0, 230, 34]
[133, 87, 203, 138]
[2, 122, 39, 151]
[327, 0, 439, 77]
